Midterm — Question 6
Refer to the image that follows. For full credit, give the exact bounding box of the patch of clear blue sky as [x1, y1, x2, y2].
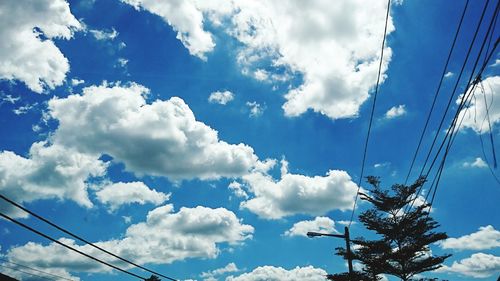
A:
[0, 0, 498, 280]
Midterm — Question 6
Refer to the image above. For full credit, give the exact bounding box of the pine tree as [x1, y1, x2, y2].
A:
[329, 176, 451, 281]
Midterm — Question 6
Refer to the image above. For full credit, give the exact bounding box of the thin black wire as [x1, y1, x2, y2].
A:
[405, 0, 491, 214]
[480, 81, 498, 168]
[404, 0, 470, 185]
[0, 194, 178, 281]
[418, 0, 492, 179]
[407, 2, 500, 214]
[1, 259, 74, 281]
[0, 211, 147, 280]
[348, 0, 391, 228]
[0, 263, 56, 281]
[426, 21, 500, 210]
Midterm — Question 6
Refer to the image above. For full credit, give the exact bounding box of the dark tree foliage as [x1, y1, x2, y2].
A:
[329, 177, 451, 281]
[146, 275, 161, 281]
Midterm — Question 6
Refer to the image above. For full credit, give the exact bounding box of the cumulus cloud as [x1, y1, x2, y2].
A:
[4, 205, 254, 276]
[458, 76, 500, 134]
[439, 225, 500, 251]
[120, 0, 394, 120]
[438, 253, 500, 278]
[228, 181, 249, 199]
[89, 28, 118, 41]
[246, 101, 265, 117]
[226, 265, 327, 281]
[462, 157, 488, 168]
[239, 161, 359, 219]
[95, 181, 171, 212]
[444, 71, 454, 78]
[0, 142, 106, 218]
[384, 104, 406, 119]
[0, 0, 81, 93]
[48, 82, 259, 180]
[209, 90, 234, 105]
[284, 217, 337, 237]
[71, 78, 85, 86]
[201, 262, 240, 280]
[120, 0, 227, 59]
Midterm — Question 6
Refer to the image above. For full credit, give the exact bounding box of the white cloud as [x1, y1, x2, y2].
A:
[226, 265, 327, 281]
[462, 157, 488, 168]
[120, 1, 394, 120]
[253, 69, 269, 81]
[209, 90, 234, 105]
[116, 58, 129, 68]
[4, 205, 254, 276]
[48, 82, 259, 180]
[384, 104, 406, 119]
[0, 0, 81, 93]
[438, 253, 500, 278]
[240, 161, 359, 219]
[439, 225, 500, 251]
[12, 103, 38, 115]
[444, 71, 454, 78]
[122, 215, 132, 224]
[374, 162, 390, 168]
[231, 1, 394, 120]
[201, 263, 240, 280]
[95, 181, 171, 212]
[0, 142, 107, 218]
[491, 59, 500, 67]
[0, 94, 20, 104]
[71, 78, 85, 86]
[284, 217, 337, 237]
[89, 28, 118, 41]
[246, 101, 264, 117]
[120, 0, 226, 60]
[228, 181, 249, 199]
[458, 76, 500, 133]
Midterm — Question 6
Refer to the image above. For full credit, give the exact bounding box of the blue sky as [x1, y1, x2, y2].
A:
[0, 0, 499, 280]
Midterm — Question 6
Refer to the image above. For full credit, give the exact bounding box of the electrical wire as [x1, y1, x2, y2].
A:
[0, 193, 178, 281]
[348, 0, 391, 228]
[0, 210, 148, 280]
[405, 1, 500, 215]
[0, 263, 56, 281]
[404, 0, 470, 185]
[0, 259, 74, 281]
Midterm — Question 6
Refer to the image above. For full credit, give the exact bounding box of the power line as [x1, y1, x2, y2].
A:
[405, 0, 500, 214]
[0, 194, 178, 281]
[0, 263, 56, 281]
[0, 210, 148, 280]
[404, 0, 470, 185]
[348, 0, 391, 228]
[418, 0, 492, 179]
[1, 259, 74, 281]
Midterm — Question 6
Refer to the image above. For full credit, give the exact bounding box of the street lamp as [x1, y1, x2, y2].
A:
[307, 226, 354, 279]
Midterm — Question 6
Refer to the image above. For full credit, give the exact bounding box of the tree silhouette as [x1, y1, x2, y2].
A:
[146, 275, 161, 281]
[329, 176, 451, 281]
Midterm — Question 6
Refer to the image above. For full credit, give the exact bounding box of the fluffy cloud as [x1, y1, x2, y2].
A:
[246, 101, 265, 117]
[239, 161, 359, 219]
[48, 82, 259, 180]
[458, 76, 500, 133]
[0, 0, 81, 93]
[120, 0, 394, 120]
[89, 28, 118, 41]
[209, 90, 234, 105]
[120, 0, 227, 59]
[95, 181, 171, 211]
[0, 142, 106, 218]
[226, 265, 327, 281]
[462, 157, 488, 168]
[284, 217, 337, 237]
[438, 253, 500, 278]
[201, 262, 240, 280]
[439, 225, 500, 251]
[4, 205, 254, 276]
[384, 104, 406, 119]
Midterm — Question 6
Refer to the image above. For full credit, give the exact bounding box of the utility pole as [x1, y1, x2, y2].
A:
[307, 226, 354, 279]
